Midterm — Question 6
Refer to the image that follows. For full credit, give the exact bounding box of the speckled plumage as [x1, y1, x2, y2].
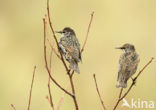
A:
[116, 43, 140, 88]
[58, 27, 81, 74]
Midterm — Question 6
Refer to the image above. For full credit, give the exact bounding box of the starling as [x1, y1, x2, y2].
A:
[116, 43, 140, 88]
[56, 27, 81, 74]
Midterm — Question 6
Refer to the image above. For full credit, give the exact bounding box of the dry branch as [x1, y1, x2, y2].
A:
[45, 1, 94, 110]
[43, 18, 73, 97]
[118, 88, 123, 99]
[44, 15, 61, 60]
[27, 66, 36, 110]
[68, 76, 79, 110]
[47, 0, 69, 74]
[113, 57, 154, 110]
[48, 77, 55, 110]
[10, 104, 17, 110]
[56, 95, 65, 110]
[93, 74, 107, 110]
[70, 12, 94, 78]
[81, 12, 94, 53]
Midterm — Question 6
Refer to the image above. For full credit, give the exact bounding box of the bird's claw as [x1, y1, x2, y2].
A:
[131, 77, 137, 86]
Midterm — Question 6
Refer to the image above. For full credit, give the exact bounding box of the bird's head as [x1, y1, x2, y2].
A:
[56, 27, 75, 37]
[116, 43, 135, 53]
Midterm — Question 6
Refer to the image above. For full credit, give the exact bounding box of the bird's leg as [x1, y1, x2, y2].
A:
[131, 77, 137, 86]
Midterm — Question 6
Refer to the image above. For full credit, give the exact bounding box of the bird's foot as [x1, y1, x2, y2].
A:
[131, 77, 137, 86]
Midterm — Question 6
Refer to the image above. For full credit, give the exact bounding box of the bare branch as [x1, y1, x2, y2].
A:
[71, 11, 95, 78]
[56, 82, 70, 110]
[10, 104, 16, 110]
[48, 77, 55, 110]
[46, 1, 79, 109]
[93, 74, 107, 110]
[27, 66, 36, 110]
[113, 57, 154, 110]
[47, 41, 55, 110]
[118, 88, 123, 99]
[45, 15, 61, 60]
[43, 18, 73, 97]
[47, 39, 61, 60]
[47, 0, 59, 48]
[47, 0, 69, 73]
[68, 76, 79, 110]
[56, 95, 65, 110]
[135, 57, 154, 79]
[81, 12, 94, 53]
[50, 50, 53, 70]
[70, 70, 75, 78]
[46, 96, 51, 104]
[46, 1, 94, 110]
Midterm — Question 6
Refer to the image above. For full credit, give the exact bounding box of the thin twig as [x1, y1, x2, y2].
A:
[46, 96, 51, 104]
[10, 104, 16, 110]
[113, 57, 154, 110]
[48, 77, 55, 110]
[47, 0, 69, 74]
[81, 12, 94, 53]
[56, 95, 65, 110]
[93, 74, 107, 110]
[50, 51, 53, 70]
[46, 1, 94, 110]
[135, 57, 154, 79]
[118, 88, 123, 99]
[43, 18, 73, 97]
[48, 41, 55, 110]
[46, 1, 79, 109]
[47, 39, 61, 60]
[112, 88, 123, 110]
[47, 0, 59, 48]
[70, 11, 94, 78]
[68, 76, 79, 110]
[27, 66, 36, 110]
[56, 82, 69, 110]
[45, 15, 61, 60]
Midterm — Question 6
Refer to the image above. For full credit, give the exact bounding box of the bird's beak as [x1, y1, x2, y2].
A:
[115, 47, 125, 49]
[55, 31, 63, 34]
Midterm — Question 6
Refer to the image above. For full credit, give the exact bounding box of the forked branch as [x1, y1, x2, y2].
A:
[46, 1, 94, 110]
[47, 0, 69, 73]
[71, 11, 94, 78]
[113, 57, 154, 110]
[43, 18, 73, 97]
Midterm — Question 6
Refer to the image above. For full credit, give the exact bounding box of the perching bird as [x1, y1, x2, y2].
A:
[116, 43, 140, 88]
[56, 27, 81, 74]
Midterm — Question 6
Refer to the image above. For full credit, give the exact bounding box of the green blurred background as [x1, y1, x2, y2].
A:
[0, 0, 156, 110]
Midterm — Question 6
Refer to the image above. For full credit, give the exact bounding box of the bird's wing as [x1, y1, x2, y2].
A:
[60, 35, 81, 62]
[127, 52, 139, 78]
[117, 54, 127, 81]
[69, 36, 81, 62]
[118, 52, 139, 81]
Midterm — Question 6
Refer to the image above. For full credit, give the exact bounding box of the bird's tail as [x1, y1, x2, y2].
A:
[69, 59, 80, 74]
[116, 81, 127, 88]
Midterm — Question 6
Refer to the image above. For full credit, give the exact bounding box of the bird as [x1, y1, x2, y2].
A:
[56, 27, 81, 74]
[116, 43, 140, 88]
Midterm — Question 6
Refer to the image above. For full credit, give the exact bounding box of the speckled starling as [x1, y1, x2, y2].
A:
[116, 43, 140, 88]
[56, 27, 81, 74]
